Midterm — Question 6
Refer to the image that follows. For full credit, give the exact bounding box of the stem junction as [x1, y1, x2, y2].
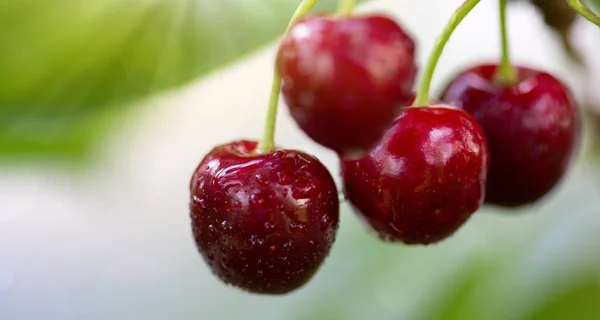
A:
[496, 0, 518, 86]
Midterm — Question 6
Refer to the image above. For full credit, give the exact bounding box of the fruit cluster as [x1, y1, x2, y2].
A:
[189, 0, 595, 295]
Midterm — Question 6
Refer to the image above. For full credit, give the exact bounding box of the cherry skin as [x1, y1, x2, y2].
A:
[189, 140, 339, 294]
[277, 15, 417, 157]
[441, 64, 579, 207]
[341, 106, 489, 245]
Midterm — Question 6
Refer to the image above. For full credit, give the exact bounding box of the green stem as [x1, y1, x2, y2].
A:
[414, 0, 481, 106]
[336, 0, 355, 17]
[258, 0, 319, 153]
[568, 0, 600, 28]
[496, 0, 518, 85]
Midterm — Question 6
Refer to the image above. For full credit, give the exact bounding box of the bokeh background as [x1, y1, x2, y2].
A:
[2, 0, 600, 319]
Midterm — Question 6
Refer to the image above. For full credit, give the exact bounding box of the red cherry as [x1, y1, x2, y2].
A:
[341, 106, 489, 245]
[190, 141, 339, 294]
[277, 15, 417, 157]
[441, 64, 579, 207]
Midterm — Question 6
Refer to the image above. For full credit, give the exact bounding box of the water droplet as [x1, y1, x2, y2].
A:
[283, 239, 293, 249]
[264, 221, 275, 230]
[249, 194, 265, 207]
[223, 180, 243, 194]
[319, 216, 331, 231]
[277, 171, 290, 185]
[292, 178, 318, 199]
[325, 229, 335, 242]
[249, 235, 264, 246]
[234, 200, 243, 209]
[221, 221, 233, 231]
[255, 173, 270, 186]
[208, 224, 217, 235]
[298, 223, 307, 232]
[192, 195, 207, 209]
[289, 222, 308, 235]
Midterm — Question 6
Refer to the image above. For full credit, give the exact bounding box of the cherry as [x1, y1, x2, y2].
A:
[277, 14, 417, 157]
[189, 140, 339, 294]
[441, 64, 579, 207]
[341, 106, 489, 245]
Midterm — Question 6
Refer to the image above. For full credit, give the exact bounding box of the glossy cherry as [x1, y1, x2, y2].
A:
[277, 15, 417, 157]
[441, 64, 579, 207]
[341, 106, 489, 245]
[189, 140, 339, 294]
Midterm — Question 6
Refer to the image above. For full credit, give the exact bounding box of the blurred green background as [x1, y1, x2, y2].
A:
[0, 0, 360, 159]
[1, 0, 600, 319]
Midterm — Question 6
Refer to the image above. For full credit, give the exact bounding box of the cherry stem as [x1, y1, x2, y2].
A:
[258, 0, 320, 153]
[414, 0, 481, 106]
[568, 0, 600, 28]
[495, 0, 518, 86]
[336, 0, 355, 17]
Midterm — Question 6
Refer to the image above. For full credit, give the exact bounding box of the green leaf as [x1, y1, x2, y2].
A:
[0, 0, 363, 160]
[526, 278, 600, 320]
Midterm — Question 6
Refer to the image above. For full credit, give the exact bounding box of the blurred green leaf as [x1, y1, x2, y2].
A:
[415, 263, 496, 320]
[527, 278, 600, 320]
[0, 0, 363, 159]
